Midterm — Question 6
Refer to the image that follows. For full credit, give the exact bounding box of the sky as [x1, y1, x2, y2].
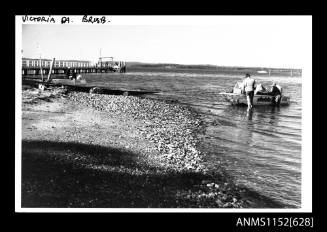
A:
[21, 16, 312, 69]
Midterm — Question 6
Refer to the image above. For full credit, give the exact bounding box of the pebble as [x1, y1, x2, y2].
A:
[215, 199, 223, 205]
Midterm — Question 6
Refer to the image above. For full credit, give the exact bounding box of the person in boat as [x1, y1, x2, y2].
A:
[241, 73, 256, 109]
[268, 82, 282, 105]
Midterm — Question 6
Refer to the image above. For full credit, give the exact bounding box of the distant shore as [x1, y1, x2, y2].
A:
[126, 62, 302, 77]
[21, 84, 284, 208]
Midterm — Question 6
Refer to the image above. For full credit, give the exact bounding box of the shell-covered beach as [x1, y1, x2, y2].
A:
[21, 85, 283, 208]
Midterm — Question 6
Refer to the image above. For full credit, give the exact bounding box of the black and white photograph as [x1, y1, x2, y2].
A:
[15, 15, 312, 212]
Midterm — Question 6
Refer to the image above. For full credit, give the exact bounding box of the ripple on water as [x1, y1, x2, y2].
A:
[83, 71, 302, 208]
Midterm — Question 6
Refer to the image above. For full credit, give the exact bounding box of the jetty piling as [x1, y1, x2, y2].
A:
[39, 57, 44, 82]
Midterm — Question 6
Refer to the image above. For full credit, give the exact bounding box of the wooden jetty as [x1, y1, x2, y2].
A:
[22, 66, 123, 76]
[22, 57, 127, 76]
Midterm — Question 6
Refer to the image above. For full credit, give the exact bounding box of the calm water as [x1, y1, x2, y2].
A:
[81, 70, 302, 208]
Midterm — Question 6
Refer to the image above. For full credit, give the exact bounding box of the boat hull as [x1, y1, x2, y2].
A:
[219, 93, 290, 106]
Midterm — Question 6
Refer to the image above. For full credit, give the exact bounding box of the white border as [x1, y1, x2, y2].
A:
[300, 20, 312, 212]
[15, 16, 22, 212]
[20, 15, 294, 26]
[15, 15, 312, 213]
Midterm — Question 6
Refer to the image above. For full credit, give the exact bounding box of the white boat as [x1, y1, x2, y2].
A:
[219, 92, 290, 106]
[219, 82, 290, 106]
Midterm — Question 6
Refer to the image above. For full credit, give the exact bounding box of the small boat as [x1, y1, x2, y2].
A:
[219, 92, 290, 106]
[219, 82, 290, 106]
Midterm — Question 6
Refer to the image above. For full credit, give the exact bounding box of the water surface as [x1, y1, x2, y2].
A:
[81, 70, 302, 208]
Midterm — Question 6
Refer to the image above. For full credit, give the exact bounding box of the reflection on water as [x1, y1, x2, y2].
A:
[247, 108, 253, 120]
[81, 71, 302, 208]
[203, 104, 301, 208]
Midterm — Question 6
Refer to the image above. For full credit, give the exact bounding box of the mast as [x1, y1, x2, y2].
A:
[47, 58, 55, 82]
[37, 43, 44, 82]
[98, 48, 102, 68]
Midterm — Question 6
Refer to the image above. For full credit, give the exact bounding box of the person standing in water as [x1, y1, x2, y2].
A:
[242, 73, 256, 109]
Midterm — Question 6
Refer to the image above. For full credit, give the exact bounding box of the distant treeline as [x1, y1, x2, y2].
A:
[127, 63, 217, 69]
[126, 62, 302, 75]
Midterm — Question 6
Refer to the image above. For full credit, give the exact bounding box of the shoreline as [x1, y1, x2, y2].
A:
[21, 85, 285, 208]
